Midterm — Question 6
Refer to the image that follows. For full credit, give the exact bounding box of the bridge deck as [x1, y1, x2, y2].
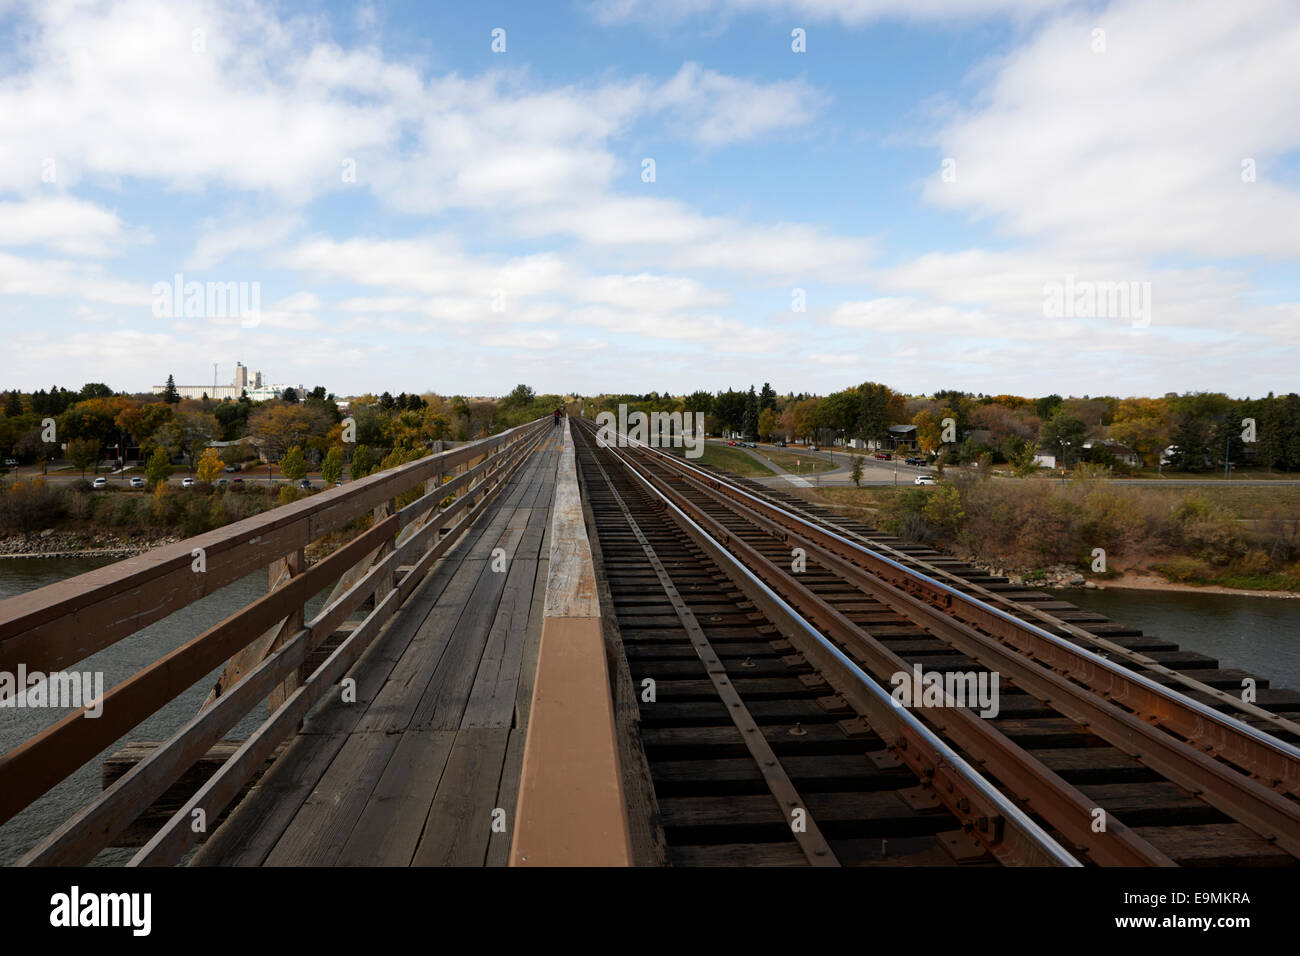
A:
[193, 435, 561, 866]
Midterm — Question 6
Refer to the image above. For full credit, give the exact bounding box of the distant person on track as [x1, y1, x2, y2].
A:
[553, 406, 562, 427]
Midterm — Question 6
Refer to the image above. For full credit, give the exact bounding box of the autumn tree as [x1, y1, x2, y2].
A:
[280, 446, 307, 481]
[321, 447, 343, 485]
[196, 447, 223, 482]
[66, 437, 100, 478]
[145, 447, 173, 487]
[349, 445, 374, 481]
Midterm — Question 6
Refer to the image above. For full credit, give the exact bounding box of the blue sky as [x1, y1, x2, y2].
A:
[1, 0, 1297, 399]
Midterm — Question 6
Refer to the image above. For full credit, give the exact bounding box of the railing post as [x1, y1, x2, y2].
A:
[267, 547, 305, 712]
[373, 498, 397, 604]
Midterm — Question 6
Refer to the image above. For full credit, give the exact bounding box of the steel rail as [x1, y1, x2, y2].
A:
[584, 426, 1171, 865]
[574, 423, 1083, 867]
[589, 425, 1300, 861]
[713, 473, 1300, 745]
[620, 428, 1300, 799]
[584, 445, 839, 866]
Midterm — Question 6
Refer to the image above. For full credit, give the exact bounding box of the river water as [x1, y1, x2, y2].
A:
[1066, 587, 1300, 692]
[0, 556, 327, 866]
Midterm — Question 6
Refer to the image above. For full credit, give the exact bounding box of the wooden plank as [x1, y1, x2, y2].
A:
[263, 731, 400, 866]
[485, 728, 526, 867]
[408, 527, 524, 731]
[335, 730, 457, 866]
[411, 728, 511, 866]
[190, 731, 351, 866]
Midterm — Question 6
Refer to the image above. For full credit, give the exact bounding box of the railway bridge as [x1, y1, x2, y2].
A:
[2, 415, 1299, 867]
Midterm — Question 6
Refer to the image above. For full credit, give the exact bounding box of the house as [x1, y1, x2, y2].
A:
[207, 437, 269, 463]
[1083, 439, 1142, 467]
[887, 424, 917, 451]
[1033, 452, 1058, 469]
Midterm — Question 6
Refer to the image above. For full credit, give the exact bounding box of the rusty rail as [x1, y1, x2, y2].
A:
[589, 422, 1300, 861]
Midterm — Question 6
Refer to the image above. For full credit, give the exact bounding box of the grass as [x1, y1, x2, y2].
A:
[664, 443, 775, 477]
[763, 449, 838, 474]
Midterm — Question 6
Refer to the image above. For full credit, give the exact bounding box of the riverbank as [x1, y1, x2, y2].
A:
[0, 529, 180, 559]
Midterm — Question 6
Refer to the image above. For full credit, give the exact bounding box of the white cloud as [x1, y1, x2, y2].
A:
[923, 0, 1300, 260]
[0, 195, 137, 256]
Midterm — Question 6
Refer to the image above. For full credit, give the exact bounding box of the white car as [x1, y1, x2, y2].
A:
[130, 477, 146, 488]
[181, 477, 196, 488]
[92, 476, 109, 489]
[914, 474, 936, 485]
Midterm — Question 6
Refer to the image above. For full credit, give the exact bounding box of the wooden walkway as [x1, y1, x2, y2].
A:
[192, 433, 561, 867]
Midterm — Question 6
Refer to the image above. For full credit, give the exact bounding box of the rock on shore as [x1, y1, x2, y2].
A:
[0, 529, 181, 559]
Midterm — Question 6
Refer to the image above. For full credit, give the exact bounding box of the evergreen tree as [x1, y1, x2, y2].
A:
[163, 374, 180, 403]
[4, 390, 21, 416]
[742, 386, 759, 441]
[759, 382, 777, 412]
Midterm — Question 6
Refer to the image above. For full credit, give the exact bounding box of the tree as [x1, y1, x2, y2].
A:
[757, 407, 778, 441]
[281, 387, 299, 404]
[850, 454, 864, 488]
[280, 445, 307, 481]
[66, 438, 100, 478]
[145, 447, 173, 487]
[501, 384, 535, 410]
[321, 447, 343, 485]
[4, 391, 22, 416]
[196, 447, 223, 482]
[742, 386, 759, 441]
[154, 411, 220, 472]
[758, 383, 777, 412]
[349, 445, 373, 481]
[162, 374, 180, 404]
[1040, 411, 1087, 465]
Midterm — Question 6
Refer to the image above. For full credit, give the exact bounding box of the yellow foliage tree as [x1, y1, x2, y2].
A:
[196, 446, 223, 482]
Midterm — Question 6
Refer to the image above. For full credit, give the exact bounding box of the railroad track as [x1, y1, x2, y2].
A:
[572, 419, 1300, 867]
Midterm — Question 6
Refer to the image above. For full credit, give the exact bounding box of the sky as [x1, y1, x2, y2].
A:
[0, 0, 1297, 400]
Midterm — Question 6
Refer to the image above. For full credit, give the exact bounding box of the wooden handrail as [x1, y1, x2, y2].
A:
[0, 418, 544, 677]
[1, 417, 549, 862]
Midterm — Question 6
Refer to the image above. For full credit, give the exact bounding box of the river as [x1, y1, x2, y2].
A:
[1065, 586, 1300, 695]
[0, 556, 328, 866]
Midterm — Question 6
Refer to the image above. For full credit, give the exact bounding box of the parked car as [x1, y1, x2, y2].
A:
[809, 444, 819, 451]
[298, 479, 313, 490]
[743, 442, 756, 448]
[224, 465, 238, 473]
[231, 477, 243, 485]
[905, 457, 925, 466]
[3, 458, 17, 467]
[914, 474, 936, 485]
[181, 477, 196, 488]
[726, 440, 738, 446]
[92, 476, 109, 489]
[874, 453, 891, 460]
[775, 440, 787, 447]
[216, 478, 228, 486]
[129, 476, 146, 488]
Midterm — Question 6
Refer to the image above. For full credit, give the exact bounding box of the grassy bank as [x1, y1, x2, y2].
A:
[817, 478, 1300, 593]
[665, 443, 775, 477]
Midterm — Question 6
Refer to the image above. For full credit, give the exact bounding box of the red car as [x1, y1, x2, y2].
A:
[874, 453, 891, 460]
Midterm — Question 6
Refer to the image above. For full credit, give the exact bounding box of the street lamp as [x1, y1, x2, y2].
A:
[1059, 440, 1071, 484]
